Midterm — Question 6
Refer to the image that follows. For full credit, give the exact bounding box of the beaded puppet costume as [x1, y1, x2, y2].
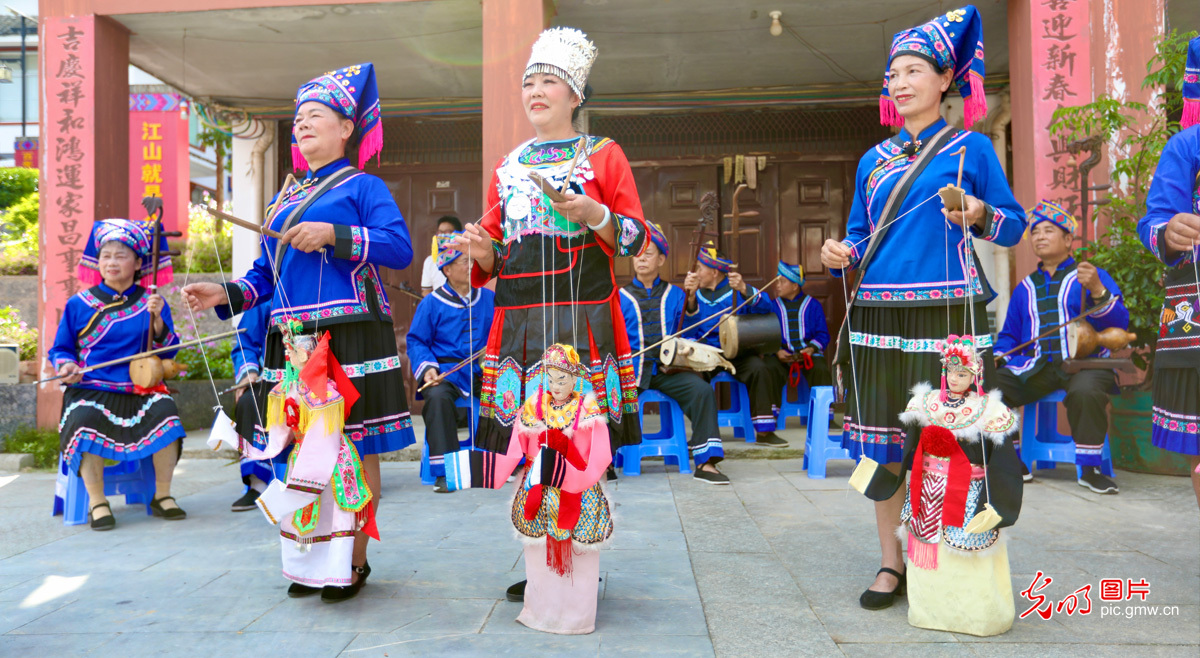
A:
[210, 323, 375, 592]
[853, 335, 1022, 636]
[444, 344, 614, 634]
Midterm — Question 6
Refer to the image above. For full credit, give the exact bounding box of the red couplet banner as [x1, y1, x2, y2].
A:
[38, 16, 96, 420]
[129, 94, 190, 236]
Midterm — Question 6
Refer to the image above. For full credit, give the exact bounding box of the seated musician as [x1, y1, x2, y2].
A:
[228, 302, 275, 512]
[49, 219, 188, 530]
[770, 262, 832, 389]
[407, 233, 495, 493]
[619, 225, 729, 484]
[683, 245, 788, 447]
[993, 201, 1129, 494]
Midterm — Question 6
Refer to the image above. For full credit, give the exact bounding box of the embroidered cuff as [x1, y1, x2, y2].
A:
[615, 214, 649, 258]
[235, 363, 260, 382]
[414, 361, 439, 381]
[333, 224, 368, 262]
[151, 330, 176, 349]
[970, 203, 1001, 240]
[1153, 224, 1197, 267]
[219, 281, 251, 319]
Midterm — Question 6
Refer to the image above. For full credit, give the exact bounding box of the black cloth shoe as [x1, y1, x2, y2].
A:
[231, 488, 262, 512]
[606, 466, 618, 482]
[693, 467, 731, 485]
[506, 580, 527, 602]
[287, 582, 321, 598]
[1078, 467, 1119, 494]
[322, 561, 371, 603]
[89, 501, 115, 531]
[151, 496, 187, 520]
[754, 432, 789, 448]
[433, 476, 452, 494]
[1020, 460, 1033, 482]
[860, 567, 906, 610]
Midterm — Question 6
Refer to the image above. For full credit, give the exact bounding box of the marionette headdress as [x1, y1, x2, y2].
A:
[524, 27, 597, 101]
[697, 243, 733, 273]
[78, 218, 173, 288]
[646, 222, 670, 256]
[938, 333, 984, 401]
[1027, 200, 1078, 237]
[543, 343, 586, 377]
[880, 5, 988, 128]
[435, 232, 464, 270]
[292, 62, 383, 171]
[1182, 36, 1200, 129]
[777, 261, 804, 286]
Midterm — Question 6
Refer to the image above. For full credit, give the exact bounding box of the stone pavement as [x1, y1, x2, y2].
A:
[1, 424, 1198, 656]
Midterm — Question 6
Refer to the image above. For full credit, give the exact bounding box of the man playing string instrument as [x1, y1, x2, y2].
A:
[684, 246, 788, 447]
[619, 226, 729, 484]
[993, 201, 1129, 494]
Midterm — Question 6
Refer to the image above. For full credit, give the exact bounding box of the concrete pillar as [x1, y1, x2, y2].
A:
[481, 0, 548, 197]
[36, 11, 129, 428]
[230, 119, 276, 278]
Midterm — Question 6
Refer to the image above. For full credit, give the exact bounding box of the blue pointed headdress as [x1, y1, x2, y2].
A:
[292, 62, 383, 171]
[1183, 36, 1200, 129]
[78, 218, 174, 288]
[880, 5, 987, 128]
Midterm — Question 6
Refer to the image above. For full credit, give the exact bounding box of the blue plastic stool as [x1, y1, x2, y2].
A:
[615, 389, 692, 476]
[776, 379, 812, 430]
[1020, 390, 1114, 478]
[52, 454, 157, 526]
[802, 386, 854, 479]
[421, 394, 480, 486]
[711, 372, 756, 442]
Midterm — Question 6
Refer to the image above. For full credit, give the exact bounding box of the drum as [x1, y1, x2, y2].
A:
[719, 314, 783, 360]
[659, 337, 735, 374]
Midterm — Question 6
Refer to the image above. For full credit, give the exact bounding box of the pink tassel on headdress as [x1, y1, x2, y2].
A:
[939, 372, 949, 403]
[356, 122, 383, 170]
[291, 144, 308, 172]
[1182, 100, 1200, 130]
[78, 267, 103, 287]
[879, 95, 904, 127]
[963, 73, 988, 128]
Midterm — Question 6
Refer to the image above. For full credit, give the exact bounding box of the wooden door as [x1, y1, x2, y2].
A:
[624, 165, 721, 287]
[376, 167, 482, 412]
[720, 167, 779, 290]
[777, 161, 851, 351]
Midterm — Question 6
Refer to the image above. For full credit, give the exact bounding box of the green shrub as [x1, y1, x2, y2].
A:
[3, 425, 60, 469]
[0, 168, 38, 210]
[0, 306, 38, 360]
[175, 197, 233, 274]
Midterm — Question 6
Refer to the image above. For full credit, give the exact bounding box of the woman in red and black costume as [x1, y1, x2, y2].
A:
[452, 27, 650, 465]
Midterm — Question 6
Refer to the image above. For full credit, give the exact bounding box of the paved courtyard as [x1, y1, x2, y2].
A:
[1, 422, 1197, 657]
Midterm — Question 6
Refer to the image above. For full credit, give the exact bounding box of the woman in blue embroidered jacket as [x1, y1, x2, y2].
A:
[50, 219, 188, 530]
[1139, 37, 1200, 506]
[184, 62, 413, 601]
[820, 6, 1025, 611]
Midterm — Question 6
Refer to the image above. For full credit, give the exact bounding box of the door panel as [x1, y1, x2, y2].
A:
[630, 165, 720, 287]
[778, 161, 849, 353]
[377, 169, 482, 413]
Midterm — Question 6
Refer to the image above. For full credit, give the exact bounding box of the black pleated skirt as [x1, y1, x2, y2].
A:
[59, 387, 186, 474]
[835, 301, 994, 464]
[1151, 367, 1200, 456]
[475, 299, 641, 454]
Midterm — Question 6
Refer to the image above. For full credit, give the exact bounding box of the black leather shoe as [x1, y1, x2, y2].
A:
[287, 583, 321, 598]
[433, 476, 452, 494]
[322, 561, 370, 603]
[506, 580, 527, 602]
[606, 466, 618, 482]
[859, 567, 906, 610]
[89, 501, 115, 531]
[150, 496, 187, 520]
[231, 488, 262, 512]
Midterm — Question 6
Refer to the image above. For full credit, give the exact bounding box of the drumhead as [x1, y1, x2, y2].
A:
[719, 316, 740, 359]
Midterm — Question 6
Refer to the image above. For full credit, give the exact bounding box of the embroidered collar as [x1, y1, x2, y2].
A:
[1036, 256, 1075, 280]
[896, 117, 948, 146]
[97, 281, 138, 302]
[630, 277, 666, 297]
[305, 157, 352, 181]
